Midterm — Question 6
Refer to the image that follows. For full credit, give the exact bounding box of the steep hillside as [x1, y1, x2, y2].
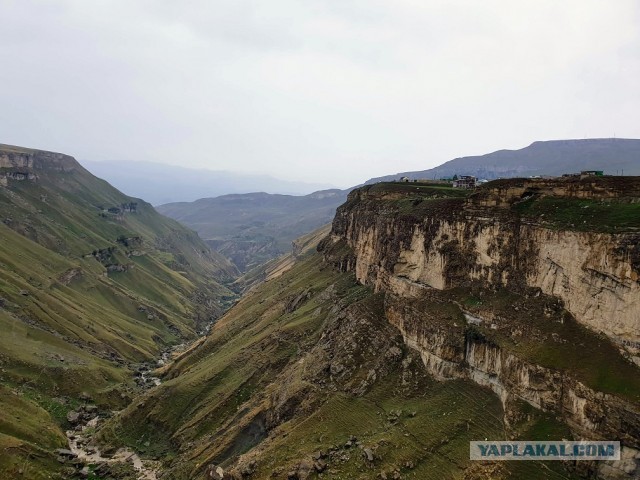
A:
[157, 190, 348, 271]
[103, 251, 554, 480]
[320, 178, 640, 478]
[329, 178, 640, 359]
[95, 179, 640, 479]
[367, 138, 640, 182]
[0, 144, 238, 478]
[232, 224, 332, 293]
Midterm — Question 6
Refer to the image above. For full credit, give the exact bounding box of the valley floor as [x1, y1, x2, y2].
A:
[93, 252, 587, 480]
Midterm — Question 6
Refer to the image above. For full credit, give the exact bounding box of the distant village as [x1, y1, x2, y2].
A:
[396, 170, 605, 189]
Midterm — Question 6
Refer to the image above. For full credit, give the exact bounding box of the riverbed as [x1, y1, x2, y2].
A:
[64, 341, 193, 479]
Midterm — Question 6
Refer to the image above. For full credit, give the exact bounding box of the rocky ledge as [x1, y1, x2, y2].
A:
[320, 178, 640, 479]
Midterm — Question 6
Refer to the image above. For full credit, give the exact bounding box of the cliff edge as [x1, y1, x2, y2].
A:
[321, 178, 640, 478]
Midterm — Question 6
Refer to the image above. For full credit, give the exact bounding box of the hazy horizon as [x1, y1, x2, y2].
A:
[2, 1, 640, 187]
[79, 158, 340, 204]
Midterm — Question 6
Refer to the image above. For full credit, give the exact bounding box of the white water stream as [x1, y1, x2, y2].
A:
[67, 416, 159, 480]
[63, 341, 194, 479]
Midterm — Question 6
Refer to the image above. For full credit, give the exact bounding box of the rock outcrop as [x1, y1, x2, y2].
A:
[323, 179, 640, 361]
[0, 144, 79, 187]
[320, 178, 640, 479]
[0, 144, 78, 172]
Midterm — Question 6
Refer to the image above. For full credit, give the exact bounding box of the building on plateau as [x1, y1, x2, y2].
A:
[453, 175, 477, 189]
[580, 170, 604, 178]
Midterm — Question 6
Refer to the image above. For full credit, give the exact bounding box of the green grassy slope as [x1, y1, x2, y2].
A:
[102, 249, 578, 479]
[514, 196, 640, 233]
[232, 224, 333, 293]
[0, 144, 238, 478]
[157, 190, 348, 271]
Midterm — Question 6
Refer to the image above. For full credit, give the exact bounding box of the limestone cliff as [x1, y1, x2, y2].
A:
[323, 179, 640, 361]
[0, 143, 78, 171]
[320, 178, 640, 479]
[0, 143, 79, 186]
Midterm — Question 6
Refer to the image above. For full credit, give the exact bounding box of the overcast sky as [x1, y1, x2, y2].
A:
[1, 1, 639, 187]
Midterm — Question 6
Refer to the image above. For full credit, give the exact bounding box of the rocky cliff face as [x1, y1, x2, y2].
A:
[320, 179, 640, 479]
[384, 293, 640, 479]
[0, 144, 79, 186]
[324, 179, 640, 362]
[0, 144, 78, 171]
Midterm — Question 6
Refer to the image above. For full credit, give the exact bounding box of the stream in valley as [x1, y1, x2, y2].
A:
[63, 341, 193, 479]
[66, 416, 159, 480]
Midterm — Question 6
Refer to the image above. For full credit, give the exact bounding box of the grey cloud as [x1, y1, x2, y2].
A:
[0, 0, 639, 187]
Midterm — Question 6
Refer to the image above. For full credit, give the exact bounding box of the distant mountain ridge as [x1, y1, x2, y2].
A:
[157, 189, 349, 271]
[367, 138, 640, 182]
[81, 160, 336, 205]
[156, 138, 640, 273]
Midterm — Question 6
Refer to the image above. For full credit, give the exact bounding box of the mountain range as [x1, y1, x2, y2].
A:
[366, 138, 640, 182]
[102, 176, 640, 480]
[157, 190, 348, 271]
[156, 138, 640, 272]
[80, 160, 336, 205]
[2, 140, 640, 479]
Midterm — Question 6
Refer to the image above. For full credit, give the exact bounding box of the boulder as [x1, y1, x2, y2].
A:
[296, 460, 314, 479]
[311, 450, 326, 461]
[78, 392, 92, 401]
[54, 449, 77, 458]
[205, 464, 225, 480]
[363, 448, 374, 462]
[66, 411, 80, 424]
[239, 459, 257, 476]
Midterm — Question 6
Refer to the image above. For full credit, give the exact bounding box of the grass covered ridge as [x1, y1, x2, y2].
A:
[0, 146, 238, 478]
[102, 252, 579, 479]
[514, 196, 640, 232]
